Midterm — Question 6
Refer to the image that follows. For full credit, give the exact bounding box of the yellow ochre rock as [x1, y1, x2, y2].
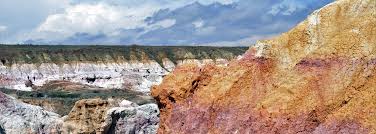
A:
[152, 0, 376, 133]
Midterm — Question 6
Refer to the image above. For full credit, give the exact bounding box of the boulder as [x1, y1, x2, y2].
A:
[105, 104, 159, 134]
[62, 98, 110, 133]
[62, 98, 159, 134]
[0, 92, 62, 134]
[119, 99, 139, 107]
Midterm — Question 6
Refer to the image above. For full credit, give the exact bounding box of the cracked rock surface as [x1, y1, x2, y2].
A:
[0, 92, 62, 134]
[62, 98, 159, 134]
[0, 46, 245, 93]
[152, 0, 376, 133]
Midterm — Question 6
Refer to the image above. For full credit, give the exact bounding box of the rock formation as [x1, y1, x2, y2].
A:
[62, 98, 159, 134]
[0, 92, 159, 134]
[0, 46, 246, 93]
[62, 99, 110, 133]
[105, 104, 159, 134]
[152, 0, 376, 133]
[0, 92, 62, 134]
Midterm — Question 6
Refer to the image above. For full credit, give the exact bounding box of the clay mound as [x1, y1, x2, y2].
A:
[152, 0, 376, 133]
[36, 80, 99, 91]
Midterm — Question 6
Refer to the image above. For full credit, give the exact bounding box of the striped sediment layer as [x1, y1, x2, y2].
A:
[152, 0, 376, 133]
[0, 46, 246, 92]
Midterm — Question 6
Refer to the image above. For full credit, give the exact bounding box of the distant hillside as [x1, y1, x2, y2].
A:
[0, 45, 247, 66]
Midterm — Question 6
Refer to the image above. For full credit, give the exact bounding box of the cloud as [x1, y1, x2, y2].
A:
[29, 2, 180, 44]
[193, 19, 205, 28]
[195, 0, 237, 5]
[0, 0, 332, 45]
[35, 3, 157, 37]
[268, 0, 305, 15]
[0, 26, 7, 32]
[0, 0, 69, 43]
[34, 0, 236, 37]
[134, 0, 330, 45]
[201, 33, 279, 46]
[147, 19, 176, 30]
[268, 0, 332, 16]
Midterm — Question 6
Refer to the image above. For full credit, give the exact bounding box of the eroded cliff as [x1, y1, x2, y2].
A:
[0, 46, 246, 92]
[152, 0, 376, 133]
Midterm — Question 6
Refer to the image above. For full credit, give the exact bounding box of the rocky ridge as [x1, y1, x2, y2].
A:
[0, 46, 246, 93]
[152, 0, 376, 133]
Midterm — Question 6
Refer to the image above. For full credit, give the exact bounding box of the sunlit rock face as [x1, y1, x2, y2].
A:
[62, 98, 159, 134]
[105, 104, 160, 134]
[0, 46, 246, 93]
[0, 92, 62, 134]
[152, 0, 376, 133]
[0, 93, 159, 134]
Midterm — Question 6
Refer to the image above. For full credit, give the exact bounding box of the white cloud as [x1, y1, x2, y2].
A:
[151, 19, 176, 29]
[31, 0, 223, 40]
[0, 26, 7, 32]
[196, 0, 238, 5]
[21, 0, 237, 42]
[10, 0, 330, 45]
[193, 19, 216, 36]
[201, 33, 278, 46]
[36, 3, 158, 37]
[268, 0, 306, 16]
[196, 26, 216, 36]
[142, 19, 176, 35]
[121, 19, 175, 40]
[193, 19, 205, 28]
[36, 0, 237, 36]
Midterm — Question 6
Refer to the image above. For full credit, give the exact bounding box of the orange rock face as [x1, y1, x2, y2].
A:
[63, 99, 110, 133]
[152, 0, 376, 133]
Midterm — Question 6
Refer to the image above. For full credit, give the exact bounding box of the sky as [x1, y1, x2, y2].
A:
[0, 0, 332, 46]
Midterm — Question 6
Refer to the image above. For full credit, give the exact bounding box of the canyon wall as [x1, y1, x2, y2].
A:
[152, 0, 376, 133]
[0, 46, 246, 93]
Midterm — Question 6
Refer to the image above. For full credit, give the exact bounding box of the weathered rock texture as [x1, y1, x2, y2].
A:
[63, 99, 110, 133]
[62, 98, 159, 134]
[0, 92, 62, 134]
[0, 46, 246, 93]
[105, 104, 159, 134]
[152, 0, 376, 133]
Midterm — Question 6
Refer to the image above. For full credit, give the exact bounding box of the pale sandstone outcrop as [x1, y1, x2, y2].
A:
[0, 59, 232, 93]
[119, 99, 139, 107]
[0, 46, 247, 93]
[152, 0, 376, 133]
[62, 99, 111, 133]
[62, 98, 159, 134]
[0, 92, 63, 134]
[105, 104, 159, 134]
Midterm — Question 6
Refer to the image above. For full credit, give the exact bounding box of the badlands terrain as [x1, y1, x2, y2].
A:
[0, 45, 246, 92]
[1, 0, 376, 133]
[152, 0, 376, 133]
[0, 45, 246, 133]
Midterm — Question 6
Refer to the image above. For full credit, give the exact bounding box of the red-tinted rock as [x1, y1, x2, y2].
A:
[152, 0, 376, 133]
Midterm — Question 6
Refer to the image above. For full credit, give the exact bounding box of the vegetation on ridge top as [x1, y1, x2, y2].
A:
[0, 45, 248, 66]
